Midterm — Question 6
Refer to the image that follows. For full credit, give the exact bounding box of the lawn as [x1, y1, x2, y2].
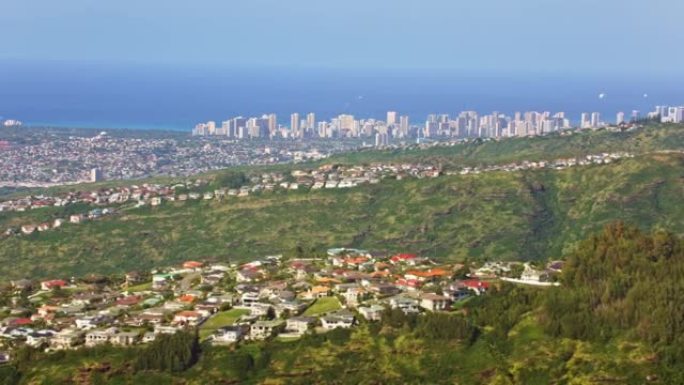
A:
[125, 282, 153, 292]
[303, 296, 342, 316]
[199, 308, 250, 340]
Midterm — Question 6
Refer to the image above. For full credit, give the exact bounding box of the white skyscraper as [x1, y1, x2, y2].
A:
[616, 112, 625, 125]
[581, 113, 591, 128]
[387, 111, 397, 126]
[399, 115, 409, 137]
[290, 113, 300, 138]
[590, 112, 600, 128]
[91, 168, 103, 182]
[306, 113, 316, 133]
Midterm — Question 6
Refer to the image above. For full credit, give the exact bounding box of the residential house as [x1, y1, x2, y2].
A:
[302, 285, 330, 300]
[211, 325, 244, 345]
[76, 315, 112, 330]
[21, 225, 36, 235]
[173, 310, 207, 326]
[321, 310, 355, 330]
[51, 328, 84, 350]
[250, 320, 285, 340]
[462, 279, 490, 295]
[358, 305, 384, 321]
[85, 328, 119, 347]
[111, 332, 139, 346]
[388, 296, 420, 314]
[285, 316, 317, 336]
[26, 330, 57, 348]
[40, 279, 67, 291]
[419, 293, 451, 312]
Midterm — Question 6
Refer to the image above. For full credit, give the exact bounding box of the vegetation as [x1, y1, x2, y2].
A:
[0, 124, 682, 281]
[325, 123, 684, 168]
[0, 150, 682, 280]
[198, 308, 250, 340]
[303, 297, 341, 316]
[135, 331, 200, 372]
[7, 224, 684, 384]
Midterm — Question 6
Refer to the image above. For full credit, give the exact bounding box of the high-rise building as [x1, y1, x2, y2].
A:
[91, 168, 103, 183]
[206, 121, 216, 135]
[267, 114, 277, 137]
[590, 112, 600, 128]
[290, 113, 300, 138]
[306, 113, 316, 133]
[616, 112, 625, 125]
[387, 111, 397, 126]
[580, 113, 590, 128]
[399, 115, 409, 138]
[338, 114, 355, 134]
[675, 107, 684, 123]
[221, 120, 231, 136]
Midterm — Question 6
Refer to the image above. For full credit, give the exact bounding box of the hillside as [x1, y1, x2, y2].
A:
[326, 123, 684, 168]
[5, 225, 684, 384]
[0, 151, 682, 280]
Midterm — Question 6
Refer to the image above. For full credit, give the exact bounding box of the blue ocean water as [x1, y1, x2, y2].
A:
[0, 62, 681, 131]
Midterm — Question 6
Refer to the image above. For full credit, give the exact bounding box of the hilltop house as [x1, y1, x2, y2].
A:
[358, 305, 384, 321]
[419, 293, 451, 312]
[40, 279, 67, 291]
[285, 316, 317, 336]
[51, 329, 84, 350]
[250, 320, 285, 340]
[211, 326, 244, 345]
[321, 310, 355, 330]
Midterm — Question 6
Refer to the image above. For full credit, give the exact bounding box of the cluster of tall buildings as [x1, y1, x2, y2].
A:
[648, 105, 684, 124]
[193, 112, 412, 142]
[192, 105, 684, 145]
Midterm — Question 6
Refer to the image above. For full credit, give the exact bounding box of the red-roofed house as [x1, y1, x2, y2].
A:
[462, 279, 490, 295]
[390, 253, 417, 264]
[7, 318, 32, 327]
[395, 278, 422, 291]
[41, 279, 67, 291]
[116, 295, 142, 307]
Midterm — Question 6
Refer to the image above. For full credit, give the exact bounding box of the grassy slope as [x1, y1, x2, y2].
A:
[0, 152, 682, 280]
[303, 297, 342, 316]
[15, 316, 659, 385]
[199, 308, 250, 340]
[325, 124, 684, 168]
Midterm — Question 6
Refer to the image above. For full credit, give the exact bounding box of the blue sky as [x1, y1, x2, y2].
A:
[1, 0, 683, 74]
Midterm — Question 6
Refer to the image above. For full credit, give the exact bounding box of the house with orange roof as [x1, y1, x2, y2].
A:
[302, 285, 331, 300]
[316, 277, 342, 285]
[404, 268, 451, 282]
[183, 261, 204, 270]
[178, 294, 198, 304]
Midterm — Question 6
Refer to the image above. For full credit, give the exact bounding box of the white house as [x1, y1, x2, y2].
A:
[211, 326, 244, 345]
[285, 316, 317, 336]
[321, 311, 355, 330]
[249, 320, 285, 340]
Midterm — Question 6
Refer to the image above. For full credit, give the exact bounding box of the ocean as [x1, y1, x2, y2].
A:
[0, 62, 681, 131]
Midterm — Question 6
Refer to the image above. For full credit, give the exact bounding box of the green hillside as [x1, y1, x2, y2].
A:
[5, 224, 684, 384]
[0, 151, 682, 280]
[325, 123, 684, 168]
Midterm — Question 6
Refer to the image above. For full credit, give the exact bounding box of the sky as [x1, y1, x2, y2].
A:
[1, 0, 683, 75]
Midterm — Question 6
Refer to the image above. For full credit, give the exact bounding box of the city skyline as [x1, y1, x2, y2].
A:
[191, 104, 684, 144]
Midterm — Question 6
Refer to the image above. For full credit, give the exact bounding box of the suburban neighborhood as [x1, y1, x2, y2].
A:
[1, 151, 633, 239]
[0, 247, 562, 363]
